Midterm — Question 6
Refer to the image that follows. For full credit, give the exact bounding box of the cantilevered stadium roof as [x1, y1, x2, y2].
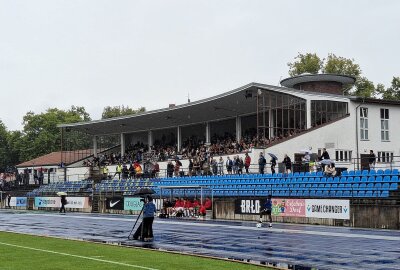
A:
[59, 82, 348, 136]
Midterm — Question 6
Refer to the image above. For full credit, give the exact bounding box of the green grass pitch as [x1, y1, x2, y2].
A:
[0, 231, 271, 270]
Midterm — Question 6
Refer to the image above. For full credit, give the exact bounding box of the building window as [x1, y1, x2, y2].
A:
[335, 150, 352, 162]
[380, 108, 389, 141]
[311, 100, 348, 128]
[360, 107, 368, 140]
[377, 151, 393, 163]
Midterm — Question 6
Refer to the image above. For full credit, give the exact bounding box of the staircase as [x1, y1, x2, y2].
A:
[91, 194, 100, 213]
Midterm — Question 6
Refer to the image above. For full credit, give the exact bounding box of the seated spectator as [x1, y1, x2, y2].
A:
[324, 163, 337, 177]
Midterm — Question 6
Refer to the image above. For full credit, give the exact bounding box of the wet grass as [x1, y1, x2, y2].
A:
[0, 231, 270, 270]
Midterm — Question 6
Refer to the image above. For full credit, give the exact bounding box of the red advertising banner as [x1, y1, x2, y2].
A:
[271, 198, 306, 217]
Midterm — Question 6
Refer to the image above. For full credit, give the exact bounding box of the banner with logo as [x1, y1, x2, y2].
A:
[10, 197, 27, 207]
[124, 197, 144, 211]
[235, 198, 349, 219]
[106, 197, 124, 210]
[271, 199, 306, 217]
[305, 199, 350, 219]
[235, 199, 263, 214]
[35, 197, 60, 208]
[65, 197, 89, 209]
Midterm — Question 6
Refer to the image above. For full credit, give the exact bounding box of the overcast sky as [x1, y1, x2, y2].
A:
[1, 0, 399, 131]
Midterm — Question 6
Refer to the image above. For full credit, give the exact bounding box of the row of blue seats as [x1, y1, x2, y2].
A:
[157, 176, 399, 186]
[211, 183, 398, 191]
[150, 189, 390, 198]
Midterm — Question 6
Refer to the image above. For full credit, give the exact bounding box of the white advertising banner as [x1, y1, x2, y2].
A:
[35, 197, 61, 208]
[305, 199, 350, 220]
[65, 197, 89, 209]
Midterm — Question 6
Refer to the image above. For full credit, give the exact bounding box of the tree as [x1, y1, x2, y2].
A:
[353, 77, 375, 98]
[376, 77, 400, 100]
[322, 54, 363, 96]
[287, 53, 323, 77]
[322, 54, 361, 77]
[102, 105, 146, 119]
[19, 106, 92, 161]
[0, 120, 9, 171]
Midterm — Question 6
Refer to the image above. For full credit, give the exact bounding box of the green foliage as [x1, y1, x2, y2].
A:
[0, 120, 10, 171]
[353, 77, 375, 98]
[287, 53, 323, 76]
[322, 54, 361, 77]
[376, 77, 400, 100]
[19, 106, 92, 162]
[102, 105, 146, 119]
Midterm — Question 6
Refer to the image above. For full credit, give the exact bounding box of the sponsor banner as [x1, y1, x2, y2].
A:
[235, 199, 263, 214]
[271, 199, 305, 217]
[305, 199, 350, 220]
[35, 197, 60, 208]
[10, 197, 27, 207]
[124, 197, 144, 211]
[65, 197, 89, 209]
[106, 197, 124, 210]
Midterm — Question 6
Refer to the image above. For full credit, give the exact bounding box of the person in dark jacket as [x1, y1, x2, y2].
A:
[283, 154, 292, 174]
[258, 153, 267, 174]
[368, 150, 376, 170]
[167, 161, 174, 178]
[259, 195, 273, 227]
[270, 157, 277, 175]
[59, 195, 67, 214]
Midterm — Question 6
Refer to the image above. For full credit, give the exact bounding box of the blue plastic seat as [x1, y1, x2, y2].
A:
[381, 190, 389, 197]
[392, 176, 399, 182]
[361, 176, 368, 182]
[392, 169, 399, 175]
[362, 170, 369, 176]
[369, 169, 376, 176]
[389, 183, 398, 190]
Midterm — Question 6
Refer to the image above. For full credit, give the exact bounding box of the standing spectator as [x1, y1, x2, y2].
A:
[238, 157, 244, 175]
[368, 150, 376, 170]
[226, 156, 233, 174]
[167, 161, 174, 178]
[320, 148, 330, 171]
[270, 156, 277, 175]
[128, 164, 135, 179]
[232, 156, 238, 174]
[211, 159, 218, 175]
[153, 162, 160, 178]
[174, 159, 182, 177]
[218, 157, 224, 175]
[258, 152, 266, 174]
[244, 153, 251, 174]
[321, 148, 330, 160]
[188, 159, 193, 176]
[114, 163, 122, 179]
[283, 154, 292, 174]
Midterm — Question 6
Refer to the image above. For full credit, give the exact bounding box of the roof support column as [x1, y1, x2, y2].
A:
[236, 116, 242, 142]
[206, 122, 210, 144]
[306, 99, 311, 129]
[177, 126, 182, 152]
[269, 109, 274, 139]
[92, 136, 98, 158]
[120, 133, 125, 157]
[148, 130, 153, 151]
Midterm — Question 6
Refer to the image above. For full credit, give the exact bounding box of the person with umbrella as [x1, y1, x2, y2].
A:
[268, 153, 278, 175]
[57, 192, 67, 214]
[132, 195, 156, 241]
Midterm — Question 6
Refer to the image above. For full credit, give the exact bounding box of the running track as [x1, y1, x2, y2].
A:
[0, 210, 399, 270]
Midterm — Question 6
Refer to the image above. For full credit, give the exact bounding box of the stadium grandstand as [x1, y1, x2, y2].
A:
[5, 73, 400, 230]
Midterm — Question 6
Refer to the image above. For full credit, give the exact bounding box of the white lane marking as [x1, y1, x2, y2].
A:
[0, 241, 159, 270]
[5, 212, 400, 241]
